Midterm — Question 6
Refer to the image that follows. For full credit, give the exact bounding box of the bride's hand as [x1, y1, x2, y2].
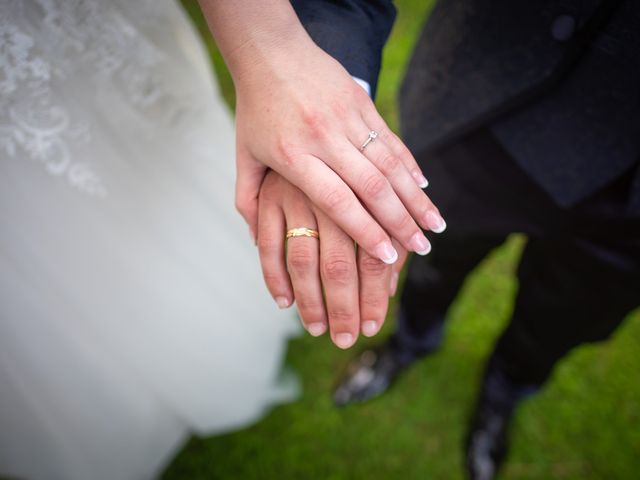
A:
[199, 0, 446, 265]
[257, 170, 408, 349]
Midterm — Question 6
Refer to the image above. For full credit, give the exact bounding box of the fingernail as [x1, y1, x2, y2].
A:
[275, 296, 290, 309]
[410, 231, 431, 256]
[425, 211, 447, 233]
[412, 170, 429, 188]
[335, 333, 354, 349]
[375, 241, 398, 265]
[307, 322, 326, 337]
[390, 272, 399, 296]
[249, 226, 257, 245]
[362, 321, 380, 337]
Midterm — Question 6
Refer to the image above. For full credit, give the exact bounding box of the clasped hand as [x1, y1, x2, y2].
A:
[240, 50, 446, 348]
[239, 43, 446, 349]
[202, 1, 445, 347]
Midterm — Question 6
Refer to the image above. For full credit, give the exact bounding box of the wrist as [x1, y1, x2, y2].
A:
[227, 25, 315, 89]
[199, 0, 315, 87]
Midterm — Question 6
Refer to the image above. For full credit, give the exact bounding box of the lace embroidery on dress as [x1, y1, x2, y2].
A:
[0, 0, 200, 197]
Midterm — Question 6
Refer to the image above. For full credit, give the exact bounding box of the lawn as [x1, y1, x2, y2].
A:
[165, 2, 640, 478]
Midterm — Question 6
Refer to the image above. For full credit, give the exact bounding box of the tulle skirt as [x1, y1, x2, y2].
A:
[0, 1, 298, 479]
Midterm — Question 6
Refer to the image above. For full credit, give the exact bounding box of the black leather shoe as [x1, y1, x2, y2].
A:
[464, 397, 513, 480]
[333, 340, 418, 407]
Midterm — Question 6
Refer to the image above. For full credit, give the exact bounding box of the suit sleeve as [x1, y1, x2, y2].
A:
[291, 0, 396, 98]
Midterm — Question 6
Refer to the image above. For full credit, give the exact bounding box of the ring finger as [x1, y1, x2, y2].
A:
[284, 203, 327, 337]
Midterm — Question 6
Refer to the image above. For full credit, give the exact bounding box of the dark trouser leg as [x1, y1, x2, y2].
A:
[488, 235, 640, 392]
[466, 230, 640, 480]
[393, 233, 506, 359]
[390, 128, 553, 361]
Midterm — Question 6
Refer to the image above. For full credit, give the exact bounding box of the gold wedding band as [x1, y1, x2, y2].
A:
[286, 227, 319, 240]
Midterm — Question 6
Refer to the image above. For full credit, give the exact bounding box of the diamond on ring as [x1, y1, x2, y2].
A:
[360, 130, 378, 152]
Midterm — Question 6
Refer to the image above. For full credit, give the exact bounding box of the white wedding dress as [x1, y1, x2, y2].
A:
[0, 1, 299, 479]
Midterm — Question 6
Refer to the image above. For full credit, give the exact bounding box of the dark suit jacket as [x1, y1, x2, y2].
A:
[290, 0, 396, 98]
[293, 0, 640, 215]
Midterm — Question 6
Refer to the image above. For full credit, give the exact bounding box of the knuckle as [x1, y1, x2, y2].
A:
[322, 256, 356, 283]
[327, 308, 356, 325]
[256, 234, 278, 256]
[296, 299, 325, 322]
[376, 152, 401, 173]
[300, 312, 325, 327]
[320, 187, 350, 214]
[300, 108, 329, 137]
[405, 186, 426, 207]
[360, 291, 386, 313]
[413, 195, 433, 218]
[361, 173, 389, 201]
[359, 255, 387, 276]
[287, 247, 316, 274]
[274, 138, 298, 167]
[262, 272, 286, 291]
[390, 212, 414, 234]
[359, 222, 388, 249]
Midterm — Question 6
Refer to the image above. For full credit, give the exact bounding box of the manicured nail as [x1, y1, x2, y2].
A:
[425, 211, 446, 233]
[307, 323, 326, 337]
[362, 321, 380, 337]
[335, 333, 354, 349]
[375, 241, 398, 264]
[390, 272, 399, 296]
[275, 296, 290, 309]
[412, 170, 429, 188]
[410, 231, 431, 256]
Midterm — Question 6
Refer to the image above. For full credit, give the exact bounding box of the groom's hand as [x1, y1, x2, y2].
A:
[257, 171, 408, 349]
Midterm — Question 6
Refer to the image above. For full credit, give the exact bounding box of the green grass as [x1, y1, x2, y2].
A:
[166, 3, 640, 479]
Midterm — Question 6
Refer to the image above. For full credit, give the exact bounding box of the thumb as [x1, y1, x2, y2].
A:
[235, 145, 267, 243]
